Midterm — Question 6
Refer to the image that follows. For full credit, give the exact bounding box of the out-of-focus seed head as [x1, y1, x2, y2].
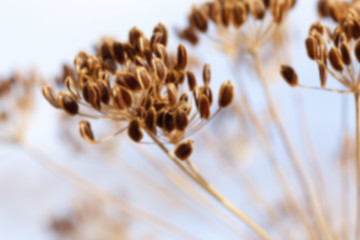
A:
[280, 65, 298, 87]
[191, 8, 208, 32]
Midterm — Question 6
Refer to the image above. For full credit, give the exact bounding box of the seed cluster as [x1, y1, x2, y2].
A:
[43, 24, 234, 159]
[179, 0, 296, 45]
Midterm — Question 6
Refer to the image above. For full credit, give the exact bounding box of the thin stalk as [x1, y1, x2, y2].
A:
[21, 144, 197, 240]
[355, 93, 360, 240]
[145, 128, 273, 240]
[252, 52, 334, 240]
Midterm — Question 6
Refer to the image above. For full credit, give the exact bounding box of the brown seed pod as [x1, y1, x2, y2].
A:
[218, 81, 234, 108]
[113, 41, 125, 64]
[136, 67, 151, 90]
[340, 42, 351, 66]
[176, 44, 188, 70]
[145, 107, 156, 132]
[200, 86, 213, 105]
[89, 84, 101, 110]
[100, 41, 113, 60]
[198, 94, 210, 119]
[250, 0, 266, 20]
[187, 70, 197, 91]
[122, 72, 142, 91]
[328, 47, 343, 72]
[97, 81, 110, 104]
[305, 37, 318, 60]
[233, 2, 247, 28]
[167, 83, 178, 108]
[154, 43, 168, 61]
[112, 86, 133, 109]
[174, 140, 194, 160]
[152, 58, 167, 82]
[318, 63, 327, 87]
[202, 64, 211, 85]
[280, 65, 298, 87]
[355, 40, 360, 62]
[64, 76, 78, 98]
[175, 108, 188, 131]
[153, 23, 168, 46]
[191, 8, 208, 32]
[82, 82, 96, 104]
[221, 2, 232, 27]
[79, 121, 95, 144]
[178, 27, 199, 45]
[42, 85, 60, 108]
[58, 92, 79, 115]
[163, 111, 175, 132]
[128, 118, 143, 142]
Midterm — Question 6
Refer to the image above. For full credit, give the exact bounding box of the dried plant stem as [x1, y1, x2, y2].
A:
[252, 52, 334, 240]
[355, 93, 360, 240]
[21, 144, 197, 240]
[145, 129, 273, 240]
[133, 143, 246, 237]
[233, 63, 318, 238]
[237, 85, 318, 239]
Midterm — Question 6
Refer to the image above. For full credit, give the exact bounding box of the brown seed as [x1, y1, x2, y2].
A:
[153, 23, 168, 46]
[176, 44, 187, 70]
[64, 76, 78, 98]
[90, 84, 101, 110]
[58, 92, 79, 115]
[353, 20, 360, 39]
[155, 43, 168, 61]
[355, 40, 360, 62]
[112, 86, 133, 109]
[280, 65, 298, 87]
[200, 86, 213, 105]
[340, 42, 351, 66]
[178, 27, 199, 45]
[233, 2, 247, 27]
[305, 37, 318, 60]
[250, 0, 266, 20]
[202, 64, 211, 85]
[328, 47, 343, 72]
[128, 118, 143, 142]
[175, 109, 188, 131]
[42, 85, 60, 108]
[79, 121, 95, 144]
[167, 83, 178, 107]
[113, 41, 125, 64]
[191, 8, 208, 32]
[123, 73, 142, 91]
[100, 41, 113, 60]
[163, 111, 175, 132]
[199, 95, 210, 119]
[218, 81, 234, 108]
[97, 82, 110, 104]
[318, 63, 327, 87]
[152, 58, 167, 82]
[187, 70, 197, 91]
[174, 140, 194, 160]
[156, 110, 165, 128]
[136, 67, 151, 90]
[82, 82, 95, 104]
[221, 2, 232, 27]
[129, 27, 143, 48]
[145, 107, 156, 132]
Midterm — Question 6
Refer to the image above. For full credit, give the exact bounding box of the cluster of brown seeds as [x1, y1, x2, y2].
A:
[282, 2, 360, 93]
[179, 0, 296, 46]
[43, 24, 234, 160]
[317, 0, 352, 22]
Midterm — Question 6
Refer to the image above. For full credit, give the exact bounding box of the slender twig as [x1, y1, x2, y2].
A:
[145, 128, 273, 240]
[252, 52, 334, 240]
[355, 93, 360, 240]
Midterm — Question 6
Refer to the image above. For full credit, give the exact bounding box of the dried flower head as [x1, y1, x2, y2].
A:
[0, 71, 41, 142]
[43, 24, 234, 148]
[179, 0, 296, 57]
[294, 4, 360, 93]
